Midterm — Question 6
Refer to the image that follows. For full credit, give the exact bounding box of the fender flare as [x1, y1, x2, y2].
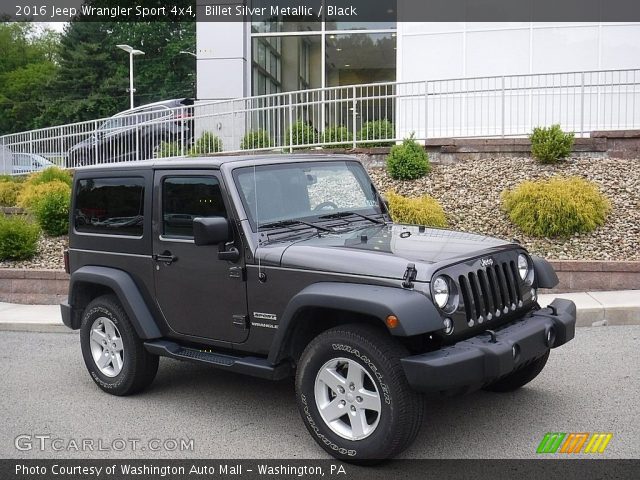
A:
[268, 282, 442, 364]
[69, 266, 161, 339]
[531, 256, 559, 289]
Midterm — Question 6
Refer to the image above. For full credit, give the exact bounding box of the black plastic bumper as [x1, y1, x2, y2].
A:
[401, 298, 576, 394]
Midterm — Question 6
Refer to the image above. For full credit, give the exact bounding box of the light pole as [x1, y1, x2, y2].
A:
[116, 44, 145, 109]
[179, 50, 196, 57]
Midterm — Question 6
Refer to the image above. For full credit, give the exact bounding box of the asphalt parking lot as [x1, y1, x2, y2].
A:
[1, 327, 638, 459]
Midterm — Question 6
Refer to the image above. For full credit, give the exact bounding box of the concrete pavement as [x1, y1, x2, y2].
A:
[0, 290, 638, 333]
[1, 327, 638, 459]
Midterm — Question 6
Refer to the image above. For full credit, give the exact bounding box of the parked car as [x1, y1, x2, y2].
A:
[61, 154, 576, 462]
[66, 98, 194, 167]
[11, 152, 55, 174]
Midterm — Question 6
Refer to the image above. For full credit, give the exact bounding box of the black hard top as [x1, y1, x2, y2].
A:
[74, 154, 359, 173]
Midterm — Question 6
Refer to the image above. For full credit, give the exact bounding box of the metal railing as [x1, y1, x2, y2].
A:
[1, 68, 638, 171]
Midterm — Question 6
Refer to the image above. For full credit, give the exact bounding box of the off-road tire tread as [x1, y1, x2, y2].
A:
[297, 324, 423, 461]
[80, 294, 158, 396]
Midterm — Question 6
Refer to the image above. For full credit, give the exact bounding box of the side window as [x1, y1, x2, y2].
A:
[162, 176, 227, 238]
[75, 177, 145, 236]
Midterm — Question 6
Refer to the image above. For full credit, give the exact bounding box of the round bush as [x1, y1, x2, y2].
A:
[240, 130, 273, 150]
[18, 180, 71, 210]
[321, 126, 353, 148]
[385, 191, 447, 227]
[26, 166, 72, 187]
[33, 188, 70, 236]
[188, 132, 223, 155]
[501, 176, 611, 237]
[0, 182, 23, 207]
[529, 124, 575, 164]
[287, 121, 318, 147]
[0, 215, 40, 260]
[386, 135, 431, 180]
[357, 120, 395, 147]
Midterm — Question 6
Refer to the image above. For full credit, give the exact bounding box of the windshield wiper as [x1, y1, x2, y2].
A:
[319, 211, 385, 224]
[258, 219, 333, 232]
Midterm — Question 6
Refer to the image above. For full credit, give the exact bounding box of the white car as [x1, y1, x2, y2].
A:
[12, 153, 55, 174]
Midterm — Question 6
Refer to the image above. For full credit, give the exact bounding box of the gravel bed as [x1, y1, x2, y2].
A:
[0, 155, 637, 270]
[0, 235, 67, 270]
[369, 156, 640, 261]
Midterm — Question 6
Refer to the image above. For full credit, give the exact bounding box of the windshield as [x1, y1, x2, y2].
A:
[233, 161, 382, 231]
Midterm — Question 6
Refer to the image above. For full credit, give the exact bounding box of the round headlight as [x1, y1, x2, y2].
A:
[517, 254, 529, 281]
[432, 276, 450, 309]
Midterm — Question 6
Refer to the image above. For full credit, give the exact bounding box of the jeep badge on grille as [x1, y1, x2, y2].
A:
[480, 258, 494, 267]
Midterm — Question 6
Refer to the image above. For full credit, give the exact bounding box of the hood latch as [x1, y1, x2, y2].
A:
[402, 263, 417, 289]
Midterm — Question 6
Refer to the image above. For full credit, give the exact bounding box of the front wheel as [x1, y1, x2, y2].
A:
[80, 294, 158, 396]
[483, 350, 550, 393]
[295, 324, 423, 462]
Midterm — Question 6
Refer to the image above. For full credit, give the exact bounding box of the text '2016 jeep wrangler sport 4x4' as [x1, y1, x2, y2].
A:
[61, 155, 576, 461]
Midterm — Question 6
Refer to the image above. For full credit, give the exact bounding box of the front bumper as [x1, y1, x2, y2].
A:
[401, 298, 576, 394]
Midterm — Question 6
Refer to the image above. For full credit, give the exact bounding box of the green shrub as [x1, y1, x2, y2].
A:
[386, 134, 430, 180]
[26, 166, 72, 187]
[0, 215, 40, 260]
[188, 132, 223, 155]
[240, 130, 273, 150]
[18, 180, 71, 210]
[33, 188, 70, 236]
[386, 191, 447, 227]
[501, 176, 611, 237]
[321, 126, 353, 148]
[157, 141, 181, 158]
[0, 182, 22, 207]
[286, 121, 318, 147]
[357, 120, 395, 147]
[0, 174, 15, 183]
[529, 124, 575, 163]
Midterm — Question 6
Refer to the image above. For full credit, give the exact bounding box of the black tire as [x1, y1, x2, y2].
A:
[295, 324, 423, 462]
[80, 294, 158, 396]
[483, 350, 550, 393]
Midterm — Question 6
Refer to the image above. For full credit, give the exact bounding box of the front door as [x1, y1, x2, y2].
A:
[153, 170, 248, 343]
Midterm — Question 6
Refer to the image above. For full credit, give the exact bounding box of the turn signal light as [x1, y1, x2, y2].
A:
[385, 315, 399, 329]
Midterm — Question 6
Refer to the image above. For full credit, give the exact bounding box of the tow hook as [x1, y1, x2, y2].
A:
[485, 329, 497, 343]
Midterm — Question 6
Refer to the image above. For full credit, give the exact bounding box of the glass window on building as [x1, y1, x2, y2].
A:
[325, 32, 396, 87]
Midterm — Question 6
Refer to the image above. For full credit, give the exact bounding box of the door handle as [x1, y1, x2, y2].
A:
[153, 251, 178, 264]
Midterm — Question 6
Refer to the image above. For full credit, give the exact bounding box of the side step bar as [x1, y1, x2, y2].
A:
[144, 340, 291, 380]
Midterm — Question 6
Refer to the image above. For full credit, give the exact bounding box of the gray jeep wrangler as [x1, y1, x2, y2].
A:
[61, 154, 576, 461]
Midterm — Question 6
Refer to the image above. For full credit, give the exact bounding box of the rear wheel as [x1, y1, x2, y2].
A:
[80, 295, 158, 396]
[295, 324, 423, 462]
[483, 350, 550, 392]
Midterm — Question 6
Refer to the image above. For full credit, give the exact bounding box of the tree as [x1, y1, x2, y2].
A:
[0, 22, 60, 134]
[41, 20, 196, 126]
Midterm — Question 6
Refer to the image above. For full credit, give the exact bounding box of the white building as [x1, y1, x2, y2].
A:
[195, 19, 640, 148]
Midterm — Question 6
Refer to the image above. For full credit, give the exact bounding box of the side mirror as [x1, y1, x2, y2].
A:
[193, 217, 230, 246]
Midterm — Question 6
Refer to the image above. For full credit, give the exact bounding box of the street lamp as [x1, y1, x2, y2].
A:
[116, 44, 145, 109]
[179, 50, 197, 57]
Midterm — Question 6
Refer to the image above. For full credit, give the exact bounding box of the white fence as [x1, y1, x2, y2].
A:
[0, 68, 639, 171]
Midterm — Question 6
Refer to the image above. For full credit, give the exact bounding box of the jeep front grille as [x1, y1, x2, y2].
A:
[458, 261, 522, 325]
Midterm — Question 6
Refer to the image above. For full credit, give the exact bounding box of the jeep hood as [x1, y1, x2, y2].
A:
[265, 224, 518, 283]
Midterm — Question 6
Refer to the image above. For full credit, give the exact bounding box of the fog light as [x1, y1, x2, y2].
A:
[443, 318, 454, 335]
